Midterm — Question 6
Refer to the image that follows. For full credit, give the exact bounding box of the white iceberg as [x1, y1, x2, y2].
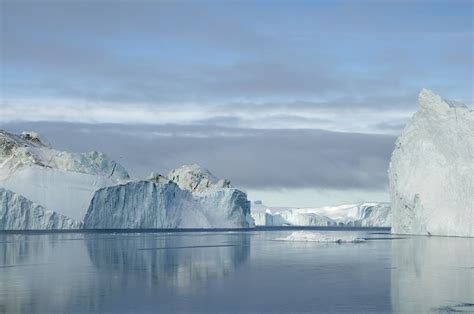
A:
[0, 188, 81, 230]
[252, 209, 276, 226]
[252, 203, 391, 227]
[0, 130, 129, 222]
[389, 90, 474, 237]
[84, 165, 254, 229]
[275, 231, 365, 243]
[0, 131, 255, 230]
[167, 164, 231, 192]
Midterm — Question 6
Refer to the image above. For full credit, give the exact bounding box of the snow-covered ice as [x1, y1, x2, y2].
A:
[252, 202, 391, 227]
[167, 164, 231, 193]
[0, 131, 255, 230]
[389, 89, 474, 237]
[275, 231, 366, 243]
[0, 130, 129, 221]
[0, 188, 81, 230]
[84, 166, 254, 229]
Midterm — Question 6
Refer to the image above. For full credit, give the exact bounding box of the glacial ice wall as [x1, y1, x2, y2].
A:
[0, 188, 81, 230]
[389, 89, 474, 237]
[83, 181, 254, 229]
[0, 130, 129, 221]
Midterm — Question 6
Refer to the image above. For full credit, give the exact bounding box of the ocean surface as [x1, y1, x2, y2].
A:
[0, 228, 473, 314]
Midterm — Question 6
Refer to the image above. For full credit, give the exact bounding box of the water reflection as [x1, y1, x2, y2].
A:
[85, 232, 251, 290]
[0, 232, 250, 314]
[0, 234, 93, 314]
[391, 236, 474, 313]
[1, 231, 473, 313]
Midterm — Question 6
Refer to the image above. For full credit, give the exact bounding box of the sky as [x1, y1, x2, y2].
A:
[0, 0, 473, 206]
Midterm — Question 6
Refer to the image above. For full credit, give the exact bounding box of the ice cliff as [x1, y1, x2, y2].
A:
[0, 188, 81, 230]
[0, 130, 129, 221]
[83, 166, 254, 229]
[389, 89, 474, 237]
[252, 203, 391, 227]
[0, 131, 254, 230]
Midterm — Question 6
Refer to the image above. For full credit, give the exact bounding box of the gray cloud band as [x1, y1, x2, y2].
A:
[1, 122, 396, 191]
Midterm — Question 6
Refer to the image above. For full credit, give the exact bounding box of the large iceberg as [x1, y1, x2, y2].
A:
[389, 89, 474, 237]
[252, 202, 391, 227]
[0, 131, 254, 229]
[0, 130, 129, 222]
[84, 166, 254, 229]
[0, 188, 81, 230]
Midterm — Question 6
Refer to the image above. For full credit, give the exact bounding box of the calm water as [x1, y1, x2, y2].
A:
[0, 229, 473, 314]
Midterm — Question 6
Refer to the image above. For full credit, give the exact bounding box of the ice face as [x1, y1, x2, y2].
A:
[389, 89, 474, 237]
[83, 181, 254, 229]
[0, 188, 81, 230]
[0, 131, 255, 229]
[0, 130, 130, 222]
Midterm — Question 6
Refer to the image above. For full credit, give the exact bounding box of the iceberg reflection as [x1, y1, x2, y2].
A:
[0, 232, 250, 314]
[85, 232, 251, 290]
[391, 236, 474, 313]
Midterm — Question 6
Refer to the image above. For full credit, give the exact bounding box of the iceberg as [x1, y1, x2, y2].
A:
[389, 90, 474, 237]
[167, 164, 231, 192]
[252, 209, 275, 226]
[0, 188, 81, 230]
[0, 130, 254, 229]
[0, 130, 129, 221]
[84, 166, 254, 229]
[252, 202, 391, 227]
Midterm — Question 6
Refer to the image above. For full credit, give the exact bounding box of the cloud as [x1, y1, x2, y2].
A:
[0, 96, 415, 135]
[1, 122, 396, 191]
[0, 0, 471, 204]
[1, 0, 472, 105]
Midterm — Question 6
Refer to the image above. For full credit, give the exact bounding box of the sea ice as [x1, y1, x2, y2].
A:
[275, 231, 366, 243]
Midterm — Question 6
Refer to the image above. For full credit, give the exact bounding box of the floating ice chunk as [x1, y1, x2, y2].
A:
[275, 231, 366, 243]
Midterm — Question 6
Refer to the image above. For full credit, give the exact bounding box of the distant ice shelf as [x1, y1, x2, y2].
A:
[251, 202, 391, 227]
